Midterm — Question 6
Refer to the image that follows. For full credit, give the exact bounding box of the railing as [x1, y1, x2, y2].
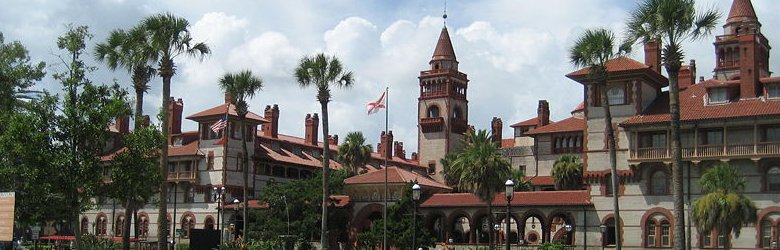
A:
[630, 142, 780, 161]
[167, 171, 196, 181]
[420, 117, 444, 133]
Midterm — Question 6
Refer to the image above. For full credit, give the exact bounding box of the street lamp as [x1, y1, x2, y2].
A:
[505, 179, 514, 250]
[233, 198, 240, 240]
[599, 224, 607, 250]
[412, 184, 421, 250]
[564, 224, 572, 246]
[213, 186, 226, 243]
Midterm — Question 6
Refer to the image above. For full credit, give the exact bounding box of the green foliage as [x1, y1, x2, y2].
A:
[0, 32, 46, 112]
[448, 129, 511, 203]
[440, 152, 460, 190]
[355, 183, 435, 249]
[551, 155, 583, 190]
[337, 131, 373, 175]
[509, 168, 533, 192]
[692, 163, 757, 239]
[109, 126, 164, 204]
[537, 242, 565, 250]
[76, 234, 118, 250]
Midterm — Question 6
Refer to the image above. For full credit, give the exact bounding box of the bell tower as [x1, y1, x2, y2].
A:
[713, 0, 771, 98]
[418, 24, 469, 183]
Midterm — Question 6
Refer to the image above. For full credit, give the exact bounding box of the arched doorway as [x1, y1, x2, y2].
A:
[497, 215, 519, 245]
[549, 213, 574, 245]
[450, 215, 471, 244]
[521, 212, 546, 245]
[427, 213, 446, 243]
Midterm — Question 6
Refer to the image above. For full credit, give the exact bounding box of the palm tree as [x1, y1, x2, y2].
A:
[337, 131, 372, 176]
[551, 155, 583, 190]
[219, 70, 263, 239]
[294, 53, 354, 249]
[691, 162, 757, 249]
[449, 129, 511, 249]
[138, 13, 210, 249]
[94, 26, 157, 250]
[626, 2, 720, 248]
[569, 27, 627, 249]
[509, 169, 532, 192]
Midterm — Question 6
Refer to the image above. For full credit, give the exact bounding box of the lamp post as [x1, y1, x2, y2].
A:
[599, 224, 607, 250]
[233, 198, 240, 240]
[564, 224, 572, 247]
[213, 186, 226, 243]
[505, 179, 514, 250]
[412, 184, 421, 250]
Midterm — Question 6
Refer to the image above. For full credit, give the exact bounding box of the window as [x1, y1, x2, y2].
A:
[701, 230, 727, 248]
[231, 123, 241, 139]
[181, 215, 195, 238]
[639, 132, 667, 148]
[646, 223, 656, 246]
[605, 174, 615, 196]
[768, 167, 780, 192]
[761, 219, 772, 248]
[80, 217, 89, 234]
[452, 106, 463, 120]
[205, 217, 215, 230]
[168, 162, 176, 173]
[702, 129, 724, 145]
[96, 215, 108, 236]
[607, 85, 626, 105]
[139, 215, 149, 237]
[660, 221, 671, 246]
[764, 126, 780, 142]
[427, 105, 440, 118]
[708, 87, 729, 104]
[207, 151, 214, 170]
[650, 170, 668, 195]
[237, 153, 243, 171]
[115, 215, 125, 236]
[768, 83, 780, 98]
[184, 186, 194, 203]
[603, 218, 617, 246]
[553, 135, 582, 154]
[428, 161, 436, 175]
[201, 122, 220, 140]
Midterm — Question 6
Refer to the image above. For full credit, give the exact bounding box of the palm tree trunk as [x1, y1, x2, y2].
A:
[134, 87, 144, 127]
[240, 117, 249, 238]
[600, 81, 621, 250]
[488, 202, 494, 249]
[158, 63, 172, 250]
[666, 66, 685, 250]
[320, 101, 331, 250]
[123, 202, 133, 250]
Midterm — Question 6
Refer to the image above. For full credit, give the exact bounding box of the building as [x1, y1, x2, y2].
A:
[81, 0, 780, 248]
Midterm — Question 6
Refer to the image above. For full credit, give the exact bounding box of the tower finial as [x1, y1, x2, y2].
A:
[443, 0, 448, 25]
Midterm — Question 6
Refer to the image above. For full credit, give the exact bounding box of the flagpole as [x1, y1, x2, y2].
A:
[220, 103, 230, 241]
[383, 86, 388, 250]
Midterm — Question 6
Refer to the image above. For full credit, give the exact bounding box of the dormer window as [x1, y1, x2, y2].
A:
[708, 87, 729, 104]
[767, 83, 780, 98]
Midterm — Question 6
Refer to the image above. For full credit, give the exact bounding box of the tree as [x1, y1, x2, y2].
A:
[356, 183, 435, 249]
[219, 69, 263, 237]
[52, 25, 128, 246]
[94, 26, 156, 127]
[448, 129, 511, 249]
[108, 126, 164, 250]
[293, 53, 354, 249]
[551, 155, 583, 190]
[440, 152, 460, 191]
[0, 32, 46, 112]
[626, 2, 720, 248]
[569, 28, 627, 249]
[691, 163, 756, 249]
[337, 131, 373, 176]
[508, 168, 532, 192]
[137, 13, 210, 248]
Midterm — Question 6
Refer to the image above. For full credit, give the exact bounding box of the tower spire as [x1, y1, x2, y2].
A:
[443, 0, 448, 26]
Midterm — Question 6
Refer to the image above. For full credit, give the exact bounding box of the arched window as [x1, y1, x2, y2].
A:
[603, 218, 617, 246]
[114, 215, 125, 236]
[605, 174, 614, 196]
[607, 86, 625, 105]
[701, 229, 726, 248]
[452, 106, 463, 120]
[759, 212, 780, 248]
[645, 214, 672, 248]
[80, 217, 89, 234]
[427, 106, 440, 118]
[181, 215, 195, 239]
[204, 217, 215, 230]
[96, 214, 108, 236]
[650, 170, 668, 195]
[139, 214, 150, 237]
[768, 166, 780, 192]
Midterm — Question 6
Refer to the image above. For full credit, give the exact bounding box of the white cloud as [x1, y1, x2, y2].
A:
[192, 12, 249, 47]
[227, 32, 302, 78]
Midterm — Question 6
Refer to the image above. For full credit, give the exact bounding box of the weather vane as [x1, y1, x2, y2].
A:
[443, 0, 448, 25]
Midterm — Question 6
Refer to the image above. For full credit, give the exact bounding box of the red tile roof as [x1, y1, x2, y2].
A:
[431, 27, 456, 61]
[728, 0, 757, 21]
[572, 102, 585, 113]
[186, 103, 268, 123]
[255, 143, 341, 169]
[169, 140, 200, 157]
[344, 167, 451, 191]
[621, 78, 780, 125]
[501, 139, 515, 148]
[525, 117, 585, 135]
[524, 176, 555, 186]
[510, 117, 539, 127]
[420, 190, 591, 207]
[566, 57, 650, 77]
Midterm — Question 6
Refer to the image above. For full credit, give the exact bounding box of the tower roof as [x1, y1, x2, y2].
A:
[431, 27, 457, 61]
[727, 0, 758, 22]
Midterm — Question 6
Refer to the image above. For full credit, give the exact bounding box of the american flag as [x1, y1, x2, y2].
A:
[210, 118, 227, 133]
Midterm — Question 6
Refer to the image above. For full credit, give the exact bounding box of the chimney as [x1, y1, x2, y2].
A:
[304, 113, 319, 145]
[262, 104, 280, 138]
[411, 152, 418, 161]
[699, 76, 705, 83]
[115, 115, 130, 134]
[537, 100, 550, 127]
[678, 59, 697, 90]
[328, 135, 338, 145]
[377, 131, 394, 159]
[644, 39, 662, 73]
[394, 141, 405, 159]
[167, 97, 184, 135]
[739, 39, 761, 98]
[490, 117, 503, 143]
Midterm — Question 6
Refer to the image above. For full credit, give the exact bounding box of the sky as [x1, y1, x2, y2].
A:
[2, 0, 780, 156]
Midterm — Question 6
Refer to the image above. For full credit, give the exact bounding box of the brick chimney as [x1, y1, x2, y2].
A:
[394, 141, 405, 159]
[115, 115, 130, 134]
[304, 113, 319, 145]
[644, 39, 662, 74]
[491, 117, 503, 143]
[377, 131, 393, 159]
[411, 152, 418, 161]
[262, 104, 279, 138]
[679, 59, 697, 90]
[537, 100, 550, 127]
[167, 97, 184, 135]
[328, 135, 338, 145]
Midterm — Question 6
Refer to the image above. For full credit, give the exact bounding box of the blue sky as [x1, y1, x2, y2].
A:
[2, 0, 779, 155]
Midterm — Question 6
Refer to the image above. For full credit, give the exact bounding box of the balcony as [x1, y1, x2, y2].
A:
[167, 171, 197, 182]
[420, 117, 444, 133]
[629, 142, 780, 162]
[451, 118, 468, 134]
